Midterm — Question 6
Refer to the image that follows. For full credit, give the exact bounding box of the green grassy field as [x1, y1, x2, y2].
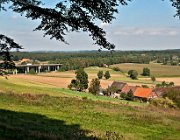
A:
[0, 65, 180, 139]
[0, 77, 143, 106]
[111, 63, 180, 77]
[0, 92, 180, 140]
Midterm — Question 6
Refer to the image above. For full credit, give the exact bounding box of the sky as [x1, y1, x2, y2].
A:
[0, 0, 180, 51]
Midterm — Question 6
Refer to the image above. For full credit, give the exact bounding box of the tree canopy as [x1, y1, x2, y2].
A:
[0, 34, 22, 76]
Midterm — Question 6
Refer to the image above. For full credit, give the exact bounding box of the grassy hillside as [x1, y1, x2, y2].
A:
[0, 93, 180, 140]
[111, 63, 180, 77]
[0, 77, 143, 106]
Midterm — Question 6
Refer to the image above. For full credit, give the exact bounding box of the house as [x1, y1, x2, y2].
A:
[133, 87, 155, 101]
[121, 86, 136, 93]
[153, 86, 180, 97]
[110, 81, 128, 93]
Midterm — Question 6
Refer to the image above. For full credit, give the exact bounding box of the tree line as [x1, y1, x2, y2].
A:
[10, 50, 180, 71]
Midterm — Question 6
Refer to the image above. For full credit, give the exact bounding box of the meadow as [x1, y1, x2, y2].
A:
[0, 64, 180, 139]
[0, 92, 180, 140]
[111, 63, 180, 77]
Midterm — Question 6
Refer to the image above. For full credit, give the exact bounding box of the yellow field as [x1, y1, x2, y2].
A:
[111, 63, 180, 77]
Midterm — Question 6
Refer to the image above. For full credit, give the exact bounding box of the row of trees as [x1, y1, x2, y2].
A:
[97, 71, 111, 79]
[127, 67, 152, 80]
[68, 69, 112, 95]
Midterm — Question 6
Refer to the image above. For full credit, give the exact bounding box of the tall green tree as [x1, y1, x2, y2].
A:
[89, 78, 101, 95]
[68, 68, 88, 91]
[142, 67, 150, 76]
[75, 68, 89, 91]
[97, 71, 103, 79]
[104, 71, 111, 79]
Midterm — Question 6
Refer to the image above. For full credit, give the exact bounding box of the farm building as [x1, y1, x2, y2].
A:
[110, 81, 128, 93]
[133, 88, 156, 101]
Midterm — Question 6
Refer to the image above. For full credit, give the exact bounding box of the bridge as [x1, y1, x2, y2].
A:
[13, 64, 62, 74]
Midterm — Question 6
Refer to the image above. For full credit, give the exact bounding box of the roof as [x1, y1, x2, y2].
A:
[134, 88, 153, 98]
[111, 81, 127, 90]
[121, 86, 137, 93]
[20, 58, 31, 62]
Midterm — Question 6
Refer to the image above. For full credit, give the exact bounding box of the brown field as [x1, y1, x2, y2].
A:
[11, 75, 72, 88]
[8, 65, 180, 90]
[156, 77, 180, 85]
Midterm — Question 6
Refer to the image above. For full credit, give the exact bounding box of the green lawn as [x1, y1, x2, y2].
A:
[111, 63, 180, 77]
[0, 93, 180, 140]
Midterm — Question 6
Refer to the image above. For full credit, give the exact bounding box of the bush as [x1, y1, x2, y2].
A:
[120, 90, 134, 101]
[150, 97, 177, 108]
[128, 70, 138, 80]
[112, 67, 121, 72]
[142, 67, 150, 76]
[151, 76, 156, 82]
[142, 85, 149, 88]
[163, 89, 180, 108]
[29, 69, 36, 74]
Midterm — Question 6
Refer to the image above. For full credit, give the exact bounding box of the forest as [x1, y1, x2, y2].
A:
[10, 49, 180, 71]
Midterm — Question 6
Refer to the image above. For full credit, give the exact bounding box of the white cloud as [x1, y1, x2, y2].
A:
[113, 27, 179, 36]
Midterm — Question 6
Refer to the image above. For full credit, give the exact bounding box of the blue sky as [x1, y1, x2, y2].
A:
[0, 0, 180, 51]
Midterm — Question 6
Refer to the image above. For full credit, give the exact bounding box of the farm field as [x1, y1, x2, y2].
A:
[111, 63, 180, 77]
[0, 76, 143, 106]
[0, 65, 180, 139]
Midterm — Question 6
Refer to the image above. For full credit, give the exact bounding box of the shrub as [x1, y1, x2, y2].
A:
[142, 67, 150, 76]
[29, 69, 36, 74]
[142, 85, 149, 88]
[163, 88, 180, 108]
[150, 97, 177, 108]
[112, 67, 121, 72]
[128, 70, 138, 80]
[151, 76, 156, 82]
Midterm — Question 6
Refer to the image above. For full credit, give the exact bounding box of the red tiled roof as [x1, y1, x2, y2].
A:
[134, 88, 153, 98]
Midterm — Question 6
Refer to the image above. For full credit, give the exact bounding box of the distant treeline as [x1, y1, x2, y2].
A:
[11, 50, 180, 71]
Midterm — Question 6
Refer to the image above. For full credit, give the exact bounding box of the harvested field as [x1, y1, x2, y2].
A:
[111, 63, 180, 77]
[11, 75, 72, 88]
[157, 77, 180, 85]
